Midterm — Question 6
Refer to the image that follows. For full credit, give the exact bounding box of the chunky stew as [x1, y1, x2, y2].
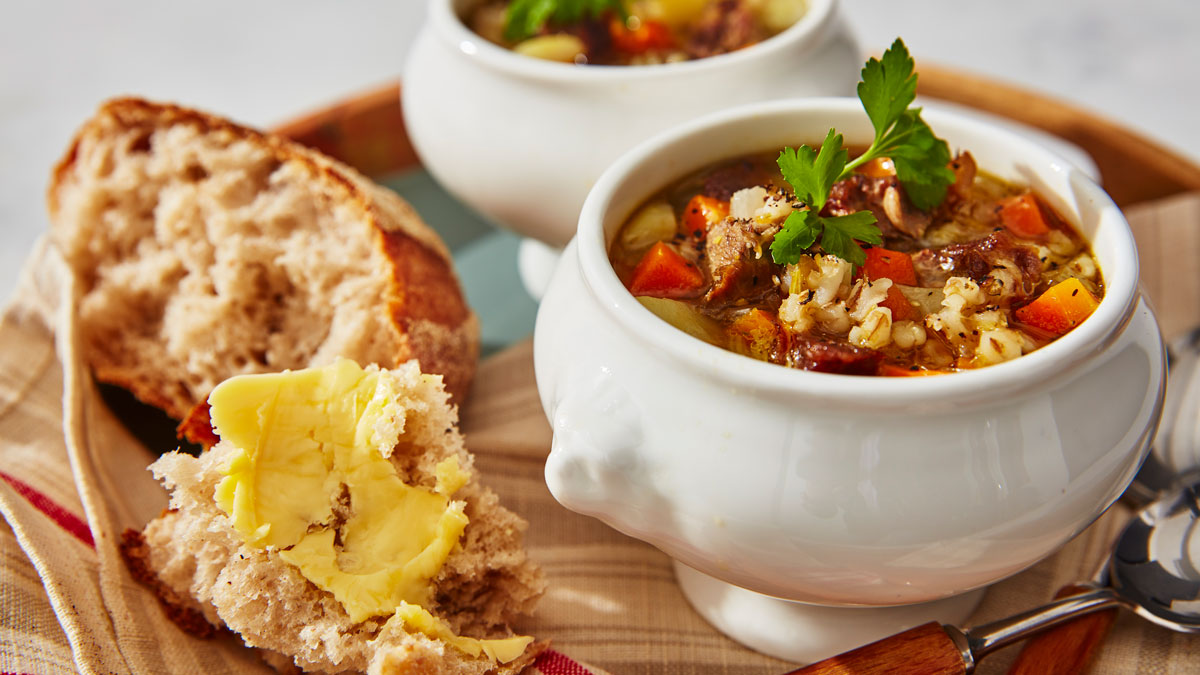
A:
[609, 151, 1104, 375]
[468, 0, 806, 65]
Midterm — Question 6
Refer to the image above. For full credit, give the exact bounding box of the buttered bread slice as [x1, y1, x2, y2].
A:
[125, 359, 545, 674]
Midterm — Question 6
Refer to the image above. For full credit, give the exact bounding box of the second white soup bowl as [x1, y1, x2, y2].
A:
[402, 0, 861, 246]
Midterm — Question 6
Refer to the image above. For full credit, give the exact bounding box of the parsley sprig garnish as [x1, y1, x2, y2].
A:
[770, 38, 955, 267]
[504, 0, 627, 43]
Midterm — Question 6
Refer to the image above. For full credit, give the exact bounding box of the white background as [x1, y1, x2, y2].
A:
[3, 0, 1196, 303]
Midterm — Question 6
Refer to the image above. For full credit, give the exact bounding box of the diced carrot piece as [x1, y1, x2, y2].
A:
[879, 284, 915, 321]
[862, 247, 917, 286]
[681, 194, 729, 235]
[998, 192, 1050, 238]
[856, 157, 896, 178]
[1014, 278, 1100, 336]
[628, 241, 705, 298]
[610, 18, 676, 54]
[728, 309, 784, 362]
[880, 364, 950, 377]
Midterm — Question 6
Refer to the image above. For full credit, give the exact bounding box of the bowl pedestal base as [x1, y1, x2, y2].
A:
[673, 560, 985, 665]
[517, 237, 563, 301]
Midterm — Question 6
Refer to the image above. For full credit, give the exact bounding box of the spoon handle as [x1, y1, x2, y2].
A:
[966, 585, 1122, 658]
[1003, 584, 1118, 675]
[783, 622, 969, 675]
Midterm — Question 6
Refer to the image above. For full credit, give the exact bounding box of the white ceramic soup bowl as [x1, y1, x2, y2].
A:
[402, 0, 861, 247]
[534, 99, 1164, 611]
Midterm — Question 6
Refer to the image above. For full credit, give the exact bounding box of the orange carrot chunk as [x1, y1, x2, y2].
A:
[879, 284, 915, 321]
[862, 246, 918, 286]
[610, 18, 676, 54]
[628, 241, 706, 298]
[682, 194, 730, 235]
[1014, 278, 1100, 336]
[728, 309, 785, 362]
[998, 192, 1050, 238]
[855, 157, 896, 178]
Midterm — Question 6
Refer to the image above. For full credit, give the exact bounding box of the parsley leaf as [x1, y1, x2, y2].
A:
[856, 38, 918, 148]
[771, 209, 823, 263]
[818, 212, 883, 267]
[504, 0, 627, 43]
[880, 110, 955, 210]
[769, 37, 955, 266]
[777, 129, 846, 209]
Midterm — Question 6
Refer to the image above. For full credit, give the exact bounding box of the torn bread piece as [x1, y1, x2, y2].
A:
[48, 98, 480, 419]
[124, 359, 545, 674]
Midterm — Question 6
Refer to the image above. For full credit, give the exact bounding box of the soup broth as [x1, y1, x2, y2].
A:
[468, 0, 806, 65]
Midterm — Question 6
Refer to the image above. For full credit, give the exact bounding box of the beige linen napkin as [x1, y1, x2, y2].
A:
[2, 194, 1200, 674]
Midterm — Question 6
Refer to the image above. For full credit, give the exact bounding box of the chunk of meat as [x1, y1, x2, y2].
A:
[686, 0, 762, 59]
[911, 231, 1042, 302]
[704, 218, 776, 306]
[791, 338, 883, 375]
[946, 152, 977, 203]
[566, 16, 615, 62]
[824, 174, 931, 246]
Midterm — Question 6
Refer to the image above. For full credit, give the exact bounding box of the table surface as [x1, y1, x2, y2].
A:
[3, 0, 1198, 304]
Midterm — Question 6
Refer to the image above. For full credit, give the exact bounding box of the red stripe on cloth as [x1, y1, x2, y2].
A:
[0, 471, 94, 548]
[534, 649, 595, 675]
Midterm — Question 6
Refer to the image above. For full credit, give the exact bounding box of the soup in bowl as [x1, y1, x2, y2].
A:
[533, 98, 1164, 619]
[608, 149, 1103, 376]
[468, 0, 809, 65]
[402, 0, 860, 246]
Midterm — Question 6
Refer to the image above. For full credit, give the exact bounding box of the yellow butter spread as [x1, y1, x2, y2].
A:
[210, 359, 469, 624]
[385, 602, 535, 664]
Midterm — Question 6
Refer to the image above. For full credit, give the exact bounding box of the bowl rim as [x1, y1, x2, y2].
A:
[427, 0, 841, 82]
[573, 97, 1143, 407]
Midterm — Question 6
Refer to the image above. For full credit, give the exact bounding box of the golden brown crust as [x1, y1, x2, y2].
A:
[48, 97, 479, 409]
[380, 230, 480, 407]
[119, 527, 219, 638]
[177, 401, 219, 449]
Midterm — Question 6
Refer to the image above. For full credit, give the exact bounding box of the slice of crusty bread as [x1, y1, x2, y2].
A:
[48, 98, 480, 419]
[124, 360, 545, 674]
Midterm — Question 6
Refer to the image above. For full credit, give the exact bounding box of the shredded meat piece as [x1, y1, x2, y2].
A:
[790, 338, 883, 375]
[686, 0, 761, 59]
[824, 174, 931, 247]
[946, 152, 977, 203]
[567, 17, 614, 62]
[704, 218, 777, 307]
[911, 231, 1042, 301]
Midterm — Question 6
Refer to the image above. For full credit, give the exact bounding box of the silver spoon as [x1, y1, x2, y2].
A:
[1126, 325, 1200, 505]
[785, 479, 1200, 675]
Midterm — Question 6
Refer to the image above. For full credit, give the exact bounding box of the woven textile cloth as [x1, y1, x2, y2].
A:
[3, 194, 1200, 674]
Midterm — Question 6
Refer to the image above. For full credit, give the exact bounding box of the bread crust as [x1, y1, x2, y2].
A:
[48, 98, 480, 416]
[119, 525, 219, 639]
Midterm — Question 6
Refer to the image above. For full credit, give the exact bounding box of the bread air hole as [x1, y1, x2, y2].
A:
[127, 130, 152, 154]
[184, 164, 208, 182]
